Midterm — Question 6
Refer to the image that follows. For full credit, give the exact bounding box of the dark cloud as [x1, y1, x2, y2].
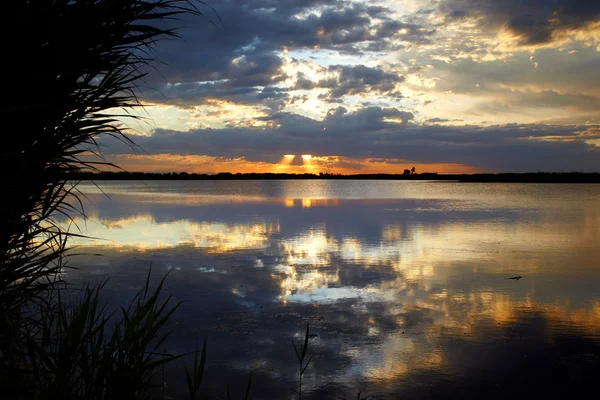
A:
[255, 87, 291, 110]
[375, 20, 435, 44]
[135, 0, 431, 104]
[140, 51, 288, 106]
[440, 0, 600, 46]
[100, 107, 600, 171]
[142, 82, 260, 107]
[145, 61, 405, 108]
[140, 79, 292, 111]
[326, 65, 404, 99]
[295, 65, 404, 99]
[294, 72, 317, 90]
[424, 118, 460, 124]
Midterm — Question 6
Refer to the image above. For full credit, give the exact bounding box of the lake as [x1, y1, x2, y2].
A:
[64, 180, 600, 399]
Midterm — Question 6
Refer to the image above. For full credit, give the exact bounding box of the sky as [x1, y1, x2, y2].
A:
[98, 0, 600, 174]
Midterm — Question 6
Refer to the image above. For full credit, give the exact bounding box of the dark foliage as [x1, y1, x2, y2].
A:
[0, 1, 213, 397]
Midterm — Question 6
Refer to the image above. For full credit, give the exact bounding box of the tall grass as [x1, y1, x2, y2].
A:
[292, 324, 314, 400]
[11, 272, 181, 399]
[185, 337, 207, 400]
[0, 1, 213, 397]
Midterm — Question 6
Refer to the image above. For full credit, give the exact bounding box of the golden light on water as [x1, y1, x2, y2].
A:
[64, 183, 600, 393]
[284, 198, 295, 208]
[64, 214, 278, 252]
[63, 180, 600, 396]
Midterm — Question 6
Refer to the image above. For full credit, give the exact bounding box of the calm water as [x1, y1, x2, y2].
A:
[65, 180, 600, 399]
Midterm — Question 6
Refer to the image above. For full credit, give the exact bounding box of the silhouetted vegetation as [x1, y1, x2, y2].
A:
[11, 271, 182, 399]
[291, 324, 313, 400]
[69, 170, 600, 183]
[0, 1, 214, 398]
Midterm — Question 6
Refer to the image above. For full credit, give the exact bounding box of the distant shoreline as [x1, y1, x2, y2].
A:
[69, 171, 600, 183]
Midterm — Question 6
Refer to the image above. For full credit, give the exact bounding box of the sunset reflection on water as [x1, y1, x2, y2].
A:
[65, 180, 600, 399]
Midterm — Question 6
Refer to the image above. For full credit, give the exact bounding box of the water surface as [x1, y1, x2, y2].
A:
[66, 180, 600, 399]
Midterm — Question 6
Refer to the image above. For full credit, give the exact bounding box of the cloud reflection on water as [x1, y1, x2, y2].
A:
[64, 181, 600, 398]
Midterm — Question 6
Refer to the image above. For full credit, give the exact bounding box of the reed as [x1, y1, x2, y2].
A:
[0, 1, 213, 397]
[13, 271, 181, 399]
[292, 324, 314, 400]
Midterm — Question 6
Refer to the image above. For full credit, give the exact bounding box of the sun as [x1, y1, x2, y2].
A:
[279, 154, 295, 166]
[301, 154, 315, 170]
[278, 154, 315, 169]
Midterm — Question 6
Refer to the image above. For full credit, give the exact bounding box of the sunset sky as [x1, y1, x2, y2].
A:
[98, 0, 600, 174]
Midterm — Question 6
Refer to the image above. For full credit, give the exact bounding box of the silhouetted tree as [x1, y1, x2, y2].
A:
[403, 169, 411, 176]
[411, 166, 416, 174]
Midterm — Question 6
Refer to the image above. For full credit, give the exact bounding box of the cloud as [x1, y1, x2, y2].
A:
[99, 107, 600, 172]
[440, 0, 600, 47]
[424, 118, 462, 124]
[128, 0, 435, 111]
[139, 78, 293, 112]
[432, 46, 600, 96]
[306, 65, 405, 99]
[142, 83, 261, 107]
[405, 46, 600, 123]
[142, 0, 429, 85]
[97, 0, 600, 173]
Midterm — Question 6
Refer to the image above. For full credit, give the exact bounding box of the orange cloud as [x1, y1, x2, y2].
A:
[102, 153, 485, 174]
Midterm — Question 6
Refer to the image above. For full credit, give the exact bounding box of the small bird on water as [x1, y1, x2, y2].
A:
[506, 276, 522, 280]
